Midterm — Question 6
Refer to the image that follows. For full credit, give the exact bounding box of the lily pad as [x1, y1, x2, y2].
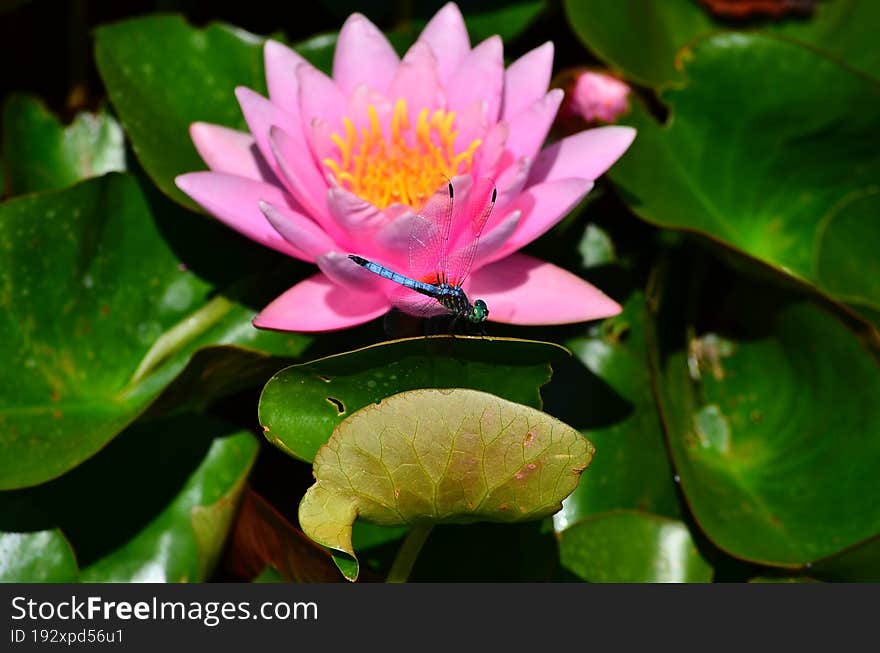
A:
[578, 224, 616, 269]
[558, 511, 713, 582]
[351, 521, 410, 553]
[457, 0, 548, 44]
[749, 575, 819, 583]
[259, 336, 567, 463]
[0, 414, 256, 582]
[321, 0, 546, 45]
[0, 173, 308, 489]
[611, 33, 880, 318]
[291, 32, 338, 74]
[94, 16, 266, 208]
[80, 418, 257, 581]
[253, 566, 286, 582]
[552, 293, 680, 531]
[564, 0, 713, 87]
[773, 1, 880, 81]
[809, 536, 880, 582]
[0, 530, 78, 582]
[299, 388, 594, 580]
[563, 0, 880, 87]
[2, 93, 125, 196]
[815, 189, 880, 312]
[647, 257, 880, 566]
[95, 16, 335, 209]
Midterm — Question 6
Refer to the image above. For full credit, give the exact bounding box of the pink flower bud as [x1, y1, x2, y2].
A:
[566, 70, 630, 124]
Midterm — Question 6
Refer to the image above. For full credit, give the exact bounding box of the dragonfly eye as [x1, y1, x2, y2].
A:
[469, 299, 489, 323]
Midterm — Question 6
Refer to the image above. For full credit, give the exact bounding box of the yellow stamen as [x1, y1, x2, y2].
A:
[322, 98, 483, 210]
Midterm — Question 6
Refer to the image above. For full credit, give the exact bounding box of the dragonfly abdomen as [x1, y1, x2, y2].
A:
[348, 254, 485, 322]
[349, 255, 437, 296]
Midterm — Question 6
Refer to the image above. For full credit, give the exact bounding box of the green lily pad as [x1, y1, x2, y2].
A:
[647, 258, 880, 566]
[563, 0, 712, 87]
[95, 16, 337, 209]
[292, 32, 338, 74]
[815, 189, 880, 312]
[749, 575, 820, 583]
[772, 1, 880, 81]
[458, 0, 547, 44]
[553, 293, 680, 531]
[80, 418, 256, 581]
[259, 336, 567, 463]
[253, 566, 286, 583]
[299, 388, 594, 580]
[352, 521, 410, 553]
[611, 34, 880, 317]
[559, 511, 713, 582]
[563, 0, 880, 87]
[809, 536, 880, 582]
[0, 173, 308, 490]
[0, 529, 78, 582]
[94, 16, 266, 209]
[0, 414, 256, 582]
[2, 93, 125, 196]
[321, 0, 546, 45]
[578, 223, 616, 269]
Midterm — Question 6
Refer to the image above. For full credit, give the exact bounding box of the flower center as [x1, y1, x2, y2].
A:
[323, 99, 482, 210]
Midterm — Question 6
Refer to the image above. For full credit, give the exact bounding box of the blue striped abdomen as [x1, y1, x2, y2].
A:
[349, 255, 439, 296]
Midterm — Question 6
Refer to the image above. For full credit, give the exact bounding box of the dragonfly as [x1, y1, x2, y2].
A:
[348, 176, 497, 326]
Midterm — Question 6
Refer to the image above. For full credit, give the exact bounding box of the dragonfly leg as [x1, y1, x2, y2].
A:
[384, 309, 424, 339]
[448, 314, 460, 338]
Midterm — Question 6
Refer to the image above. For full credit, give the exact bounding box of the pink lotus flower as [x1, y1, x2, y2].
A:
[175, 2, 635, 332]
[563, 69, 630, 124]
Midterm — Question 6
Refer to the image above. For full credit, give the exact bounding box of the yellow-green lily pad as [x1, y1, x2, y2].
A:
[299, 389, 594, 580]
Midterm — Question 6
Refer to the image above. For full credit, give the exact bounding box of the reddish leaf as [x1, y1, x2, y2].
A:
[221, 488, 342, 582]
[698, 0, 818, 19]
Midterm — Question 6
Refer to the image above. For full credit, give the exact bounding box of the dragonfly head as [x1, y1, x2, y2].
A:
[468, 299, 489, 324]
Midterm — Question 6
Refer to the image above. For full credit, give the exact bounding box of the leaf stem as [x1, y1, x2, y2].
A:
[385, 522, 434, 583]
[129, 295, 233, 385]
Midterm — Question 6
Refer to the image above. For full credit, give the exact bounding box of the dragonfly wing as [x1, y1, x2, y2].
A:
[406, 181, 454, 282]
[406, 214, 442, 281]
[389, 285, 448, 318]
[445, 177, 498, 287]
